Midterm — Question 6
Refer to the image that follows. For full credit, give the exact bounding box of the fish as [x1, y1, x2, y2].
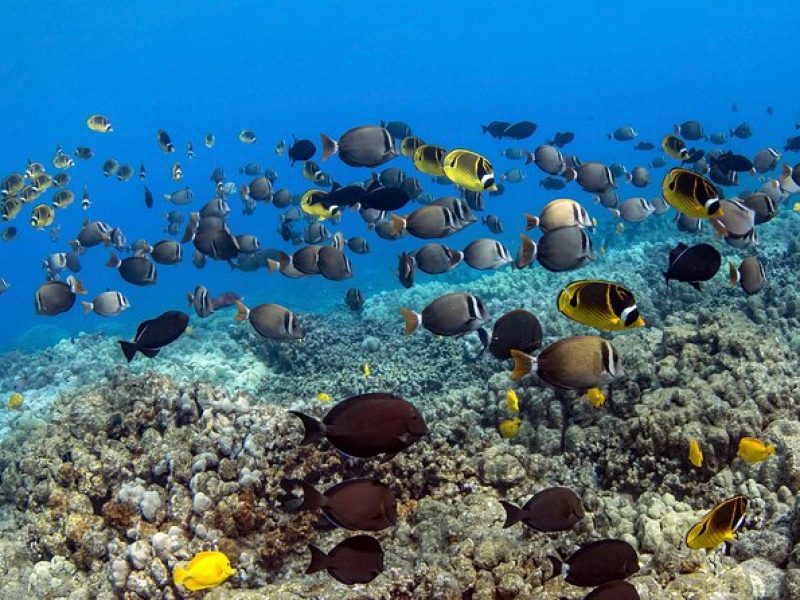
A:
[82, 291, 130, 317]
[187, 285, 215, 318]
[626, 166, 650, 188]
[2, 197, 22, 221]
[156, 129, 174, 153]
[663, 243, 721, 291]
[741, 193, 777, 224]
[2, 226, 17, 241]
[171, 162, 182, 182]
[282, 477, 397, 531]
[400, 135, 425, 158]
[412, 244, 462, 275]
[514, 233, 537, 269]
[661, 168, 721, 218]
[557, 280, 644, 331]
[401, 292, 489, 344]
[320, 125, 396, 167]
[540, 176, 566, 190]
[688, 438, 703, 468]
[502, 168, 526, 183]
[736, 437, 775, 463]
[345, 288, 364, 312]
[661, 134, 689, 160]
[482, 120, 511, 138]
[549, 539, 639, 587]
[530, 144, 575, 179]
[501, 487, 584, 531]
[163, 187, 193, 205]
[362, 362, 371, 378]
[0, 278, 8, 294]
[536, 226, 593, 272]
[675, 120, 705, 141]
[413, 144, 447, 176]
[576, 161, 615, 192]
[290, 393, 427, 458]
[173, 551, 235, 592]
[463, 238, 512, 270]
[30, 204, 54, 228]
[247, 176, 272, 202]
[503, 121, 537, 140]
[584, 387, 606, 408]
[52, 190, 75, 209]
[608, 126, 637, 141]
[106, 253, 157, 286]
[144, 186, 153, 209]
[381, 120, 412, 139]
[315, 392, 332, 403]
[118, 310, 189, 362]
[2, 173, 24, 196]
[730, 122, 752, 139]
[150, 240, 182, 265]
[204, 133, 215, 148]
[86, 114, 112, 133]
[713, 151, 754, 173]
[709, 131, 728, 145]
[239, 129, 257, 144]
[186, 141, 194, 160]
[753, 148, 780, 174]
[482, 214, 503, 234]
[81, 185, 90, 210]
[306, 535, 384, 585]
[115, 164, 133, 181]
[685, 496, 747, 550]
[235, 301, 303, 340]
[318, 246, 352, 280]
[634, 142, 655, 151]
[583, 580, 640, 600]
[506, 389, 519, 412]
[525, 199, 594, 233]
[74, 146, 93, 160]
[650, 156, 666, 169]
[549, 131, 575, 147]
[488, 309, 543, 360]
[711, 199, 757, 249]
[613, 197, 655, 223]
[442, 149, 497, 191]
[391, 205, 457, 239]
[729, 257, 766, 296]
[7, 392, 23, 410]
[288, 137, 316, 165]
[510, 335, 623, 391]
[498, 418, 521, 438]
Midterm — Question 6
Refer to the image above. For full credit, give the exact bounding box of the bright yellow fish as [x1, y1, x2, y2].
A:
[794, 202, 800, 213]
[736, 437, 775, 463]
[362, 362, 371, 378]
[584, 387, 606, 408]
[173, 551, 235, 592]
[689, 438, 703, 468]
[315, 392, 332, 403]
[498, 417, 521, 439]
[685, 496, 747, 550]
[506, 389, 519, 413]
[7, 392, 22, 410]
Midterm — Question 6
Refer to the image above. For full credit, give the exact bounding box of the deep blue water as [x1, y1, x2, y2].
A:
[1, 0, 796, 349]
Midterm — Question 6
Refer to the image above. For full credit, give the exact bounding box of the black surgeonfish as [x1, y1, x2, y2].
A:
[118, 310, 189, 362]
[663, 243, 721, 290]
[501, 486, 584, 532]
[290, 393, 427, 458]
[549, 539, 639, 587]
[584, 580, 640, 600]
[306, 535, 384, 585]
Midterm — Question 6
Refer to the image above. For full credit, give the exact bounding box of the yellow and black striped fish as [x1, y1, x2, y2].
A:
[661, 134, 689, 160]
[557, 280, 644, 331]
[443, 149, 497, 192]
[400, 135, 425, 158]
[685, 495, 747, 550]
[662, 168, 722, 219]
[31, 204, 55, 228]
[413, 144, 447, 177]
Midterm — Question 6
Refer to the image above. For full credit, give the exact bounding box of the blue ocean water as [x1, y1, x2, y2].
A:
[0, 0, 795, 349]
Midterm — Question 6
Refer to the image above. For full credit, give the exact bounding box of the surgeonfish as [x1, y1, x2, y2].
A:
[584, 387, 606, 408]
[685, 496, 747, 550]
[506, 389, 519, 413]
[557, 280, 644, 331]
[688, 438, 703, 467]
[498, 417, 521, 438]
[235, 301, 303, 340]
[501, 487, 584, 531]
[549, 539, 639, 587]
[82, 291, 130, 317]
[320, 125, 397, 167]
[118, 310, 189, 362]
[488, 309, 543, 360]
[583, 580, 641, 600]
[736, 437, 775, 463]
[7, 392, 23, 410]
[306, 535, 384, 585]
[239, 129, 257, 144]
[536, 226, 593, 272]
[462, 238, 512, 270]
[729, 257, 766, 295]
[156, 129, 175, 152]
[608, 126, 637, 141]
[400, 292, 489, 344]
[173, 551, 235, 592]
[35, 276, 86, 316]
[525, 199, 595, 233]
[663, 243, 721, 290]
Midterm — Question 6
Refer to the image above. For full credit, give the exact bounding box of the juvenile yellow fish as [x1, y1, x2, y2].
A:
[7, 392, 22, 410]
[362, 362, 371, 378]
[315, 392, 332, 403]
[184, 326, 194, 336]
[584, 387, 606, 408]
[506, 389, 519, 413]
[689, 437, 703, 468]
[794, 202, 800, 213]
[173, 551, 235, 591]
[498, 417, 521, 439]
[737, 437, 775, 463]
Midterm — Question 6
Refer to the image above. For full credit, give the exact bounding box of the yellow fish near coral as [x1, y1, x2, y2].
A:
[737, 437, 775, 463]
[506, 389, 519, 413]
[498, 417, 521, 439]
[688, 438, 703, 468]
[584, 387, 606, 408]
[362, 362, 371, 378]
[794, 202, 800, 212]
[173, 551, 235, 591]
[315, 392, 332, 403]
[685, 495, 747, 550]
[7, 392, 22, 410]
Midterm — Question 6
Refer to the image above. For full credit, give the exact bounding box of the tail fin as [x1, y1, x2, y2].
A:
[606, 133, 613, 140]
[320, 133, 338, 161]
[546, 555, 564, 581]
[281, 478, 325, 511]
[481, 125, 488, 133]
[563, 167, 577, 182]
[400, 307, 421, 335]
[173, 566, 188, 586]
[524, 213, 539, 231]
[728, 261, 740, 287]
[305, 545, 330, 575]
[119, 341, 138, 363]
[524, 151, 534, 165]
[500, 501, 525, 528]
[289, 411, 325, 446]
[391, 214, 406, 237]
[235, 300, 249, 321]
[106, 252, 121, 268]
[510, 350, 536, 380]
[68, 239, 82, 253]
[81, 301, 93, 314]
[66, 276, 86, 295]
[187, 292, 194, 306]
[267, 259, 280, 273]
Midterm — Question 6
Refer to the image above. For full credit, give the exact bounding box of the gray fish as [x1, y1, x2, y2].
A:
[752, 148, 780, 174]
[379, 167, 406, 188]
[400, 176, 422, 200]
[609, 163, 627, 178]
[675, 212, 703, 233]
[292, 245, 322, 275]
[412, 244, 462, 274]
[463, 238, 512, 270]
[345, 288, 365, 312]
[501, 148, 528, 160]
[525, 199, 594, 233]
[196, 229, 240, 260]
[531, 145, 574, 178]
[712, 199, 757, 248]
[249, 176, 273, 201]
[65, 251, 81, 273]
[594, 188, 619, 209]
[650, 156, 666, 169]
[502, 168, 526, 183]
[374, 220, 402, 240]
[164, 187, 193, 205]
[730, 122, 752, 139]
[608, 126, 637, 141]
[110, 227, 127, 250]
[236, 234, 261, 254]
[165, 210, 183, 224]
[71, 220, 113, 251]
[359, 207, 386, 227]
[304, 222, 330, 244]
[742, 192, 777, 224]
[514, 233, 537, 269]
[240, 162, 262, 176]
[167, 223, 181, 236]
[401, 292, 489, 341]
[626, 166, 650, 188]
[82, 290, 129, 316]
[709, 131, 728, 145]
[577, 162, 615, 193]
[187, 285, 214, 318]
[397, 251, 415, 288]
[675, 120, 705, 141]
[431, 196, 476, 228]
[321, 126, 397, 167]
[729, 257, 765, 296]
[613, 197, 655, 223]
[392, 205, 457, 239]
[150, 240, 182, 264]
[209, 167, 225, 184]
[200, 198, 230, 219]
[236, 301, 304, 340]
[107, 253, 157, 286]
[318, 246, 352, 280]
[43, 252, 67, 272]
[272, 187, 292, 208]
[651, 196, 670, 215]
[536, 226, 593, 272]
[192, 249, 206, 269]
[462, 189, 485, 211]
[35, 276, 85, 316]
[346, 237, 370, 254]
[483, 214, 503, 234]
[0, 278, 9, 293]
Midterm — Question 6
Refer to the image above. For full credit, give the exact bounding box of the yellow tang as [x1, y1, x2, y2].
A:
[7, 392, 22, 410]
[688, 437, 703, 468]
[584, 387, 606, 408]
[442, 149, 498, 192]
[412, 144, 447, 177]
[685, 496, 747, 550]
[793, 202, 800, 212]
[315, 392, 332, 403]
[661, 134, 689, 160]
[736, 437, 775, 463]
[86, 114, 113, 133]
[31, 204, 55, 229]
[557, 280, 645, 331]
[498, 417, 521, 439]
[662, 168, 723, 219]
[506, 389, 519, 413]
[362, 362, 371, 378]
[173, 550, 235, 591]
[400, 135, 425, 158]
[300, 189, 336, 221]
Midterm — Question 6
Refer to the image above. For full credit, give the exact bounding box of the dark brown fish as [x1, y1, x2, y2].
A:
[282, 478, 397, 531]
[290, 393, 427, 458]
[118, 310, 189, 362]
[488, 309, 543, 360]
[584, 580, 640, 600]
[306, 535, 384, 585]
[501, 487, 584, 532]
[550, 539, 639, 587]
